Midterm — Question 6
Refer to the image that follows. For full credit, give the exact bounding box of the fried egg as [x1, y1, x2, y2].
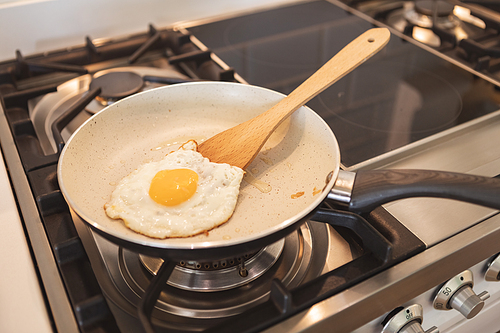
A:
[104, 141, 244, 238]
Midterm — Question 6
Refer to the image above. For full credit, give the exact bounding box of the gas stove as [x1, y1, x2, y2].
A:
[1, 1, 500, 333]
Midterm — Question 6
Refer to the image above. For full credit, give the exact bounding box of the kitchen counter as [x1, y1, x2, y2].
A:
[0, 149, 52, 333]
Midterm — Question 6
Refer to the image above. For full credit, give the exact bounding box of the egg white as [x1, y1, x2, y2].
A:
[104, 143, 244, 238]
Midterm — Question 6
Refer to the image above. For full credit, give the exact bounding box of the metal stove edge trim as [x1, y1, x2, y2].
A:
[347, 108, 500, 172]
[263, 212, 500, 333]
[0, 104, 79, 333]
[171, 0, 315, 31]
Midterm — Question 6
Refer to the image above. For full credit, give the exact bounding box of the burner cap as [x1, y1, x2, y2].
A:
[415, 0, 454, 17]
[89, 71, 144, 101]
[139, 239, 284, 292]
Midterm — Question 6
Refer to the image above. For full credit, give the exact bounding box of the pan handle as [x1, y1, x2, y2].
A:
[329, 169, 500, 214]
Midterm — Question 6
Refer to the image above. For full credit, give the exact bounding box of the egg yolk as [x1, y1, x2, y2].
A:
[149, 169, 198, 206]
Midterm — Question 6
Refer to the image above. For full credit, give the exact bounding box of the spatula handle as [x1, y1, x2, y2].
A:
[258, 27, 391, 131]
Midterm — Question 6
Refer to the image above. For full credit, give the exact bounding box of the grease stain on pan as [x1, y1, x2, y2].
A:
[313, 187, 322, 196]
[259, 156, 274, 165]
[291, 191, 305, 199]
[243, 172, 272, 193]
[152, 136, 207, 151]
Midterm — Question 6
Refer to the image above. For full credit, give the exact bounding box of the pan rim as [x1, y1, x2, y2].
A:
[57, 82, 340, 252]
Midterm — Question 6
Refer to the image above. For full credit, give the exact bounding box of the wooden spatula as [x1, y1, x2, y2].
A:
[198, 28, 391, 169]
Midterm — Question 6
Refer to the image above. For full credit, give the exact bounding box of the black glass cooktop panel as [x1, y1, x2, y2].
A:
[188, 0, 500, 167]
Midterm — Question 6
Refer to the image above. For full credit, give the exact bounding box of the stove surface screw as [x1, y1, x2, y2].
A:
[238, 261, 248, 277]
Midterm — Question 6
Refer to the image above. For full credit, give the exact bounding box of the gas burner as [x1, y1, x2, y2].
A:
[89, 71, 144, 106]
[106, 222, 329, 324]
[29, 66, 190, 155]
[404, 1, 459, 29]
[139, 240, 284, 291]
[384, 1, 477, 47]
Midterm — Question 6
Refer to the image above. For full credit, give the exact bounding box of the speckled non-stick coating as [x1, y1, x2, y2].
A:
[57, 82, 340, 256]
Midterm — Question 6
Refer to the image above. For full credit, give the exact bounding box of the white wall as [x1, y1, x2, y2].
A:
[0, 0, 300, 61]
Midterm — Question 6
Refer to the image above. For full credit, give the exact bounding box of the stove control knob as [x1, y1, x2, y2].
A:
[485, 253, 500, 281]
[381, 304, 439, 333]
[433, 270, 490, 319]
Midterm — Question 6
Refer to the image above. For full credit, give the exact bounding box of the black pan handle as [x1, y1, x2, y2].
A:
[344, 169, 500, 213]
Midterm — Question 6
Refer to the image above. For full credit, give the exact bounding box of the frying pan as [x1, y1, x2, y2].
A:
[57, 82, 500, 260]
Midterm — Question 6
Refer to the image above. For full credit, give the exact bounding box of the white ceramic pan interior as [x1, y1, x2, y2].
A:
[57, 82, 340, 251]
